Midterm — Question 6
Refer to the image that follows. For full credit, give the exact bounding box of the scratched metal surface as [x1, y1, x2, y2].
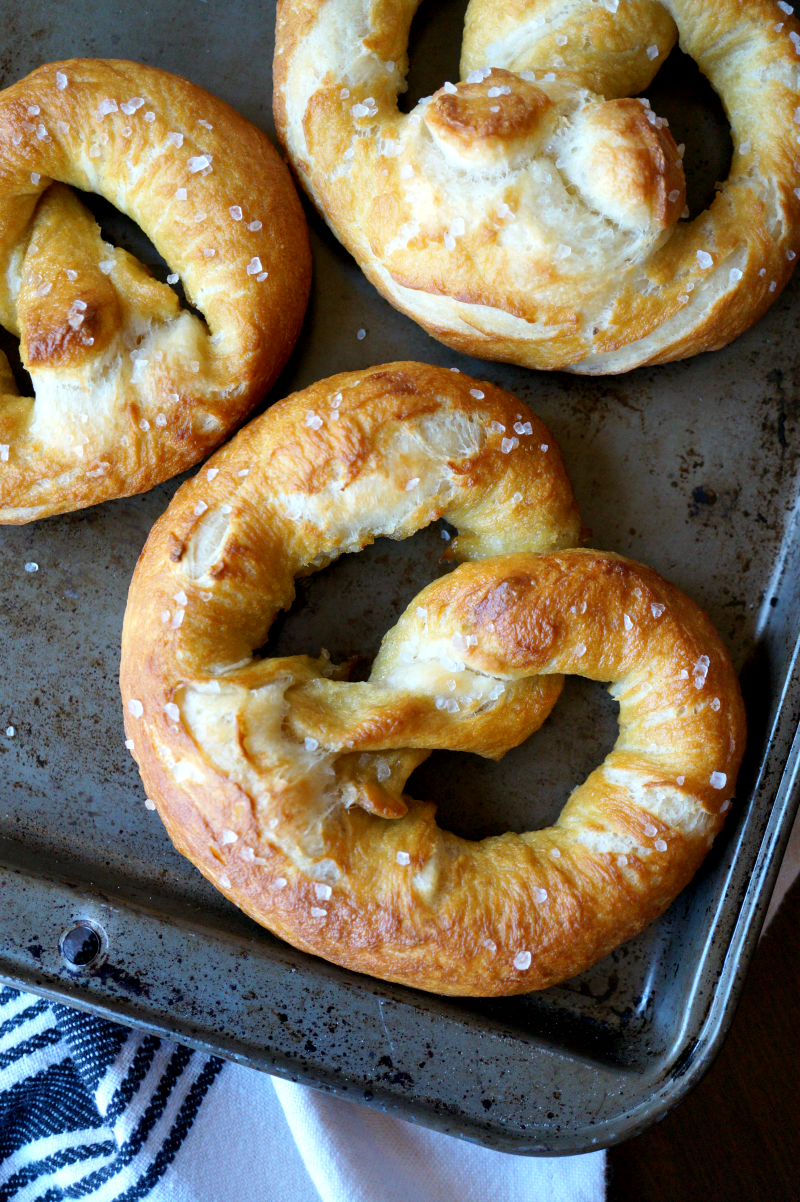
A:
[0, 0, 799, 1154]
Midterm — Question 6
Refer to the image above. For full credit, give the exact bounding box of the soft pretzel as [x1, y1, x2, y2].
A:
[120, 362, 745, 996]
[274, 0, 800, 374]
[0, 59, 311, 523]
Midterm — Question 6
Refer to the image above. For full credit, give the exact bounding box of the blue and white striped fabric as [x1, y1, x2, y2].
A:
[0, 985, 606, 1202]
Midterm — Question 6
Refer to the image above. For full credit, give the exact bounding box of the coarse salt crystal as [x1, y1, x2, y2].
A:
[697, 250, 713, 269]
[711, 697, 721, 711]
[541, 443, 549, 452]
[444, 231, 456, 251]
[740, 141, 751, 154]
[194, 501, 208, 516]
[171, 608, 185, 629]
[96, 99, 118, 117]
[623, 613, 633, 632]
[24, 562, 38, 573]
[246, 256, 262, 275]
[651, 602, 665, 618]
[229, 205, 243, 220]
[120, 98, 144, 115]
[710, 770, 727, 789]
[248, 220, 262, 231]
[275, 877, 287, 889]
[668, 188, 680, 202]
[164, 702, 180, 722]
[513, 951, 532, 971]
[125, 738, 134, 750]
[305, 411, 323, 430]
[405, 477, 420, 490]
[677, 775, 685, 786]
[644, 823, 658, 837]
[145, 799, 156, 810]
[396, 853, 410, 867]
[187, 155, 211, 173]
[618, 855, 628, 868]
[443, 81, 457, 94]
[512, 491, 522, 503]
[647, 44, 659, 59]
[469, 388, 484, 399]
[310, 907, 327, 918]
[655, 838, 668, 852]
[202, 247, 216, 258]
[219, 874, 231, 888]
[167, 272, 179, 284]
[400, 164, 413, 179]
[166, 131, 184, 147]
[256, 271, 268, 282]
[128, 699, 144, 718]
[98, 260, 114, 274]
[304, 736, 319, 751]
[575, 642, 586, 657]
[56, 71, 68, 89]
[0, 445, 8, 462]
[207, 467, 219, 481]
[173, 590, 188, 606]
[533, 887, 548, 903]
[155, 413, 167, 427]
[357, 328, 366, 340]
[501, 437, 519, 454]
[30, 172, 40, 185]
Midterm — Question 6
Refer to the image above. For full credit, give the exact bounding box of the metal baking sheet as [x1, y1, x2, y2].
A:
[0, 0, 799, 1155]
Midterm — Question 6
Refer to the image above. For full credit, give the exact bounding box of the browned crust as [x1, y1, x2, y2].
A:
[0, 58, 311, 521]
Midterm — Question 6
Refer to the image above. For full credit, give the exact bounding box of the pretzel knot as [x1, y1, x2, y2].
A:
[275, 0, 800, 374]
[0, 60, 311, 523]
[121, 363, 745, 996]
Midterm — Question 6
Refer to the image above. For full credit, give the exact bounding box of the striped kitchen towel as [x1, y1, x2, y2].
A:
[0, 986, 605, 1202]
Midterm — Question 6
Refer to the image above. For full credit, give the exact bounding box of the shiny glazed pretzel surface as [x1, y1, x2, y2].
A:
[121, 363, 745, 996]
[274, 0, 800, 374]
[0, 59, 311, 523]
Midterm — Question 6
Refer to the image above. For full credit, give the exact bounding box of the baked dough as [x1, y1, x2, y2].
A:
[0, 59, 311, 523]
[120, 361, 745, 996]
[274, 0, 800, 373]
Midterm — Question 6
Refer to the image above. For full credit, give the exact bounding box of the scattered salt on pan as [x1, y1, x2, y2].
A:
[24, 562, 38, 573]
[644, 823, 658, 837]
[246, 256, 262, 275]
[193, 501, 208, 516]
[357, 328, 366, 340]
[125, 738, 134, 750]
[145, 799, 156, 811]
[405, 477, 420, 490]
[710, 771, 727, 789]
[167, 273, 179, 284]
[513, 951, 532, 971]
[696, 249, 713, 269]
[248, 220, 262, 231]
[164, 702, 180, 722]
[128, 699, 144, 718]
[304, 736, 319, 751]
[441, 529, 450, 540]
[5, 727, 14, 738]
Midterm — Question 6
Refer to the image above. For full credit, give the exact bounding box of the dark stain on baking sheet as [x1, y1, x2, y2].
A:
[0, 0, 798, 1159]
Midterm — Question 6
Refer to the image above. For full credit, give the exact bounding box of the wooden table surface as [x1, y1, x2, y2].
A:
[607, 878, 800, 1201]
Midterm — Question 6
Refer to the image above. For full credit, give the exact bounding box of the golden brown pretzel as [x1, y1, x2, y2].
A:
[120, 362, 745, 996]
[0, 59, 311, 523]
[274, 0, 800, 373]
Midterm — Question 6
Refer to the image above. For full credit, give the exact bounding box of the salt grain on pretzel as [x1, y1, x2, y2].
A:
[274, 0, 800, 373]
[121, 362, 745, 995]
[0, 59, 311, 523]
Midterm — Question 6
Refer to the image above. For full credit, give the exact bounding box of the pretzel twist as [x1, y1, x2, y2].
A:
[274, 0, 800, 374]
[121, 363, 745, 996]
[0, 60, 311, 522]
